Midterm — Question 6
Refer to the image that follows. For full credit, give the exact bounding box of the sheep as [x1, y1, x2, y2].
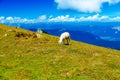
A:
[59, 32, 70, 45]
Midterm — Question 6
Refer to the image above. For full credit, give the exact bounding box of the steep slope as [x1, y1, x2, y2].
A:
[0, 24, 120, 80]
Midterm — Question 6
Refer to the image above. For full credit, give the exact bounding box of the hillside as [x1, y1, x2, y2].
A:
[0, 24, 120, 80]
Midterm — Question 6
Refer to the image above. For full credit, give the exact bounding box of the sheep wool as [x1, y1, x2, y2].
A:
[59, 32, 70, 45]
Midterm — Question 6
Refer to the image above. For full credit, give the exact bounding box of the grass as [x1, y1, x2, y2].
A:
[0, 24, 120, 80]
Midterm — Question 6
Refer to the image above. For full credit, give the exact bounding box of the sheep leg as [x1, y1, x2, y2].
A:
[63, 39, 65, 44]
[67, 37, 70, 45]
[66, 38, 69, 45]
[68, 37, 70, 43]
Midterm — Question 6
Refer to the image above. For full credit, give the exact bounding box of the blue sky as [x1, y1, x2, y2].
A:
[0, 0, 54, 18]
[0, 0, 120, 23]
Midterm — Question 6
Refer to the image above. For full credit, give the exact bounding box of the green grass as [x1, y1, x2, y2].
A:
[0, 24, 120, 80]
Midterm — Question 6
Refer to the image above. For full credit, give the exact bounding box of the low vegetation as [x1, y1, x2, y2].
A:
[0, 24, 120, 80]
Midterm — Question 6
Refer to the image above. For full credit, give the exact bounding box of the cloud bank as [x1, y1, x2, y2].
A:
[0, 15, 47, 23]
[0, 14, 120, 23]
[112, 26, 120, 31]
[48, 14, 117, 22]
[54, 0, 120, 12]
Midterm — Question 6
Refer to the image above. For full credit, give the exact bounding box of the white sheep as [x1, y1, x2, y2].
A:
[59, 32, 70, 45]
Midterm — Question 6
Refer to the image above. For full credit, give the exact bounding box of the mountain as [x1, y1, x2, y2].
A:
[5, 22, 120, 50]
[0, 24, 120, 80]
[44, 29, 120, 50]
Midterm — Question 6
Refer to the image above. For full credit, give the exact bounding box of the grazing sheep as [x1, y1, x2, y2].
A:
[59, 32, 70, 45]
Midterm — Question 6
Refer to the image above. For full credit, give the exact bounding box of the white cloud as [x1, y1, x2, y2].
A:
[37, 15, 47, 21]
[0, 14, 120, 23]
[48, 14, 109, 22]
[6, 17, 14, 21]
[54, 0, 120, 13]
[0, 15, 47, 23]
[5, 17, 26, 23]
[111, 16, 120, 21]
[100, 16, 109, 20]
[112, 26, 120, 31]
[104, 0, 120, 4]
[48, 15, 75, 22]
[0, 16, 4, 20]
[0, 16, 5, 23]
[78, 14, 109, 21]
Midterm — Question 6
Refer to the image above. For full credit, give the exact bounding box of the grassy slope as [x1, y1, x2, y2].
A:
[0, 24, 120, 80]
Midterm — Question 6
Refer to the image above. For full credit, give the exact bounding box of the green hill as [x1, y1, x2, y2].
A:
[0, 24, 120, 80]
